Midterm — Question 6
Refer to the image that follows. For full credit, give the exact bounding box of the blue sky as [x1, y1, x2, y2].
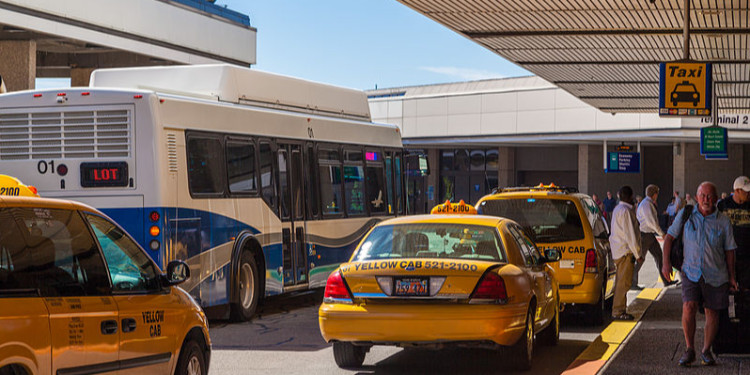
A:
[38, 1, 530, 90]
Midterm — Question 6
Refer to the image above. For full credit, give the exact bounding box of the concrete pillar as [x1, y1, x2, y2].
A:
[578, 144, 590, 194]
[497, 146, 515, 188]
[0, 40, 36, 91]
[71, 68, 95, 87]
[673, 142, 686, 196]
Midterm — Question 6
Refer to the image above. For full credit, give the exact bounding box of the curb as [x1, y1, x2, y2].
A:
[560, 287, 664, 375]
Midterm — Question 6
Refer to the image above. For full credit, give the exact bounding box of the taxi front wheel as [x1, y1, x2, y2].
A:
[175, 340, 207, 375]
[333, 342, 367, 368]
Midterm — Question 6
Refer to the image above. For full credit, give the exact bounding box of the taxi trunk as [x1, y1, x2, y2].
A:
[319, 258, 528, 347]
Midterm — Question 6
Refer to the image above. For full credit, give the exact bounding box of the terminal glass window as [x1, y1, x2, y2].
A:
[226, 140, 257, 194]
[354, 223, 505, 262]
[478, 198, 585, 243]
[439, 148, 500, 204]
[319, 147, 343, 215]
[470, 150, 485, 171]
[86, 214, 160, 293]
[0, 207, 110, 297]
[187, 136, 225, 195]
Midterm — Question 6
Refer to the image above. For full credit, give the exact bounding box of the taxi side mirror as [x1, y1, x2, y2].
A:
[164, 260, 191, 286]
[543, 248, 562, 263]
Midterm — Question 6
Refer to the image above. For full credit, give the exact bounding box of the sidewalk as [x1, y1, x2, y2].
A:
[567, 284, 750, 374]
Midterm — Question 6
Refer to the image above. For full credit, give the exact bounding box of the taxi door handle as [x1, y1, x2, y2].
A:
[101, 320, 118, 335]
[122, 318, 137, 333]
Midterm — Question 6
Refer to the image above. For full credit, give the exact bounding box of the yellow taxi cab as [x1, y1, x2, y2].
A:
[475, 184, 615, 325]
[0, 176, 210, 375]
[318, 200, 561, 370]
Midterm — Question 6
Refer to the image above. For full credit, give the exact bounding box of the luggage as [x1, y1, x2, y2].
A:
[714, 290, 750, 354]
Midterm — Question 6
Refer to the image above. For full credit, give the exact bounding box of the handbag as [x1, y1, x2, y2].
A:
[669, 205, 693, 270]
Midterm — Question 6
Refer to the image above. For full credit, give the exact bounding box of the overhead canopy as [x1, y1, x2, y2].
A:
[397, 0, 749, 114]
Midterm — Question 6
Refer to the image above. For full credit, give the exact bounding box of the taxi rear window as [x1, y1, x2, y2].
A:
[0, 207, 110, 297]
[478, 198, 584, 243]
[354, 223, 505, 262]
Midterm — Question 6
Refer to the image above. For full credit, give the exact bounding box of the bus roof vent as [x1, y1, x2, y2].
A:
[90, 65, 372, 122]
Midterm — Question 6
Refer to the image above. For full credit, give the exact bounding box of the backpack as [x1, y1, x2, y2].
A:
[670, 205, 693, 270]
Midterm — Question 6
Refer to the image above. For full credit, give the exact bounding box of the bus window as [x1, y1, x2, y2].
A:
[278, 149, 290, 219]
[395, 154, 404, 214]
[259, 141, 277, 214]
[385, 154, 394, 214]
[344, 148, 365, 216]
[319, 147, 343, 216]
[366, 150, 386, 214]
[187, 136, 225, 196]
[306, 143, 320, 219]
[226, 140, 257, 194]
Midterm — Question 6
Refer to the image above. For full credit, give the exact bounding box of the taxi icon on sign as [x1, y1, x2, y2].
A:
[670, 80, 700, 107]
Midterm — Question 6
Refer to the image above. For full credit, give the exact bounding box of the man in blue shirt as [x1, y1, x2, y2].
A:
[663, 182, 738, 366]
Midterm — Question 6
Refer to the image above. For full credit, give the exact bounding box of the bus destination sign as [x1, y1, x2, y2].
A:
[80, 162, 129, 187]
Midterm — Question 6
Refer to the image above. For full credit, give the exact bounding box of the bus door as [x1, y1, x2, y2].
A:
[277, 142, 308, 287]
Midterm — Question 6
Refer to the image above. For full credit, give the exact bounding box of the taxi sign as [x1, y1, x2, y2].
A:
[431, 200, 477, 215]
[0, 175, 40, 197]
[659, 62, 712, 117]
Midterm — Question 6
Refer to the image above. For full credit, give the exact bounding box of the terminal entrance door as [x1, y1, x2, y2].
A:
[277, 142, 308, 287]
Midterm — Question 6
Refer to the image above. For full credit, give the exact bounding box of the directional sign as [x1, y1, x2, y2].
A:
[659, 62, 712, 117]
[700, 126, 727, 155]
[607, 152, 640, 173]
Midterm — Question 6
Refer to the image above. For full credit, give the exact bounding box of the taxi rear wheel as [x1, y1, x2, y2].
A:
[332, 342, 367, 368]
[231, 251, 261, 321]
[588, 280, 607, 326]
[175, 340, 207, 375]
[510, 308, 534, 370]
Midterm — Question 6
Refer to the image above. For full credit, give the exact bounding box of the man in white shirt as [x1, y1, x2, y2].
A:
[633, 184, 674, 288]
[609, 185, 643, 320]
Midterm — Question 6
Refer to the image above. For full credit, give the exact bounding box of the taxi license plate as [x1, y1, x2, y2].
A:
[393, 277, 429, 297]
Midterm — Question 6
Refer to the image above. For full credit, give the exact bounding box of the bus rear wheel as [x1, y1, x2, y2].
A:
[231, 250, 260, 321]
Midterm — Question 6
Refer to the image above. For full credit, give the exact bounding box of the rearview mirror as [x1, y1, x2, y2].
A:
[543, 248, 562, 262]
[165, 260, 191, 286]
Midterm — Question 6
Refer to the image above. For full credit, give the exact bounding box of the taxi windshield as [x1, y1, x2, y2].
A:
[354, 223, 505, 262]
[479, 198, 584, 243]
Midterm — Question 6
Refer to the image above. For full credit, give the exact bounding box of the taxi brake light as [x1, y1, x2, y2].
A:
[323, 271, 353, 303]
[585, 249, 598, 273]
[471, 272, 508, 303]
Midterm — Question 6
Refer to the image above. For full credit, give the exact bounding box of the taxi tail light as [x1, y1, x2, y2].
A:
[585, 249, 598, 273]
[324, 271, 353, 304]
[470, 271, 508, 303]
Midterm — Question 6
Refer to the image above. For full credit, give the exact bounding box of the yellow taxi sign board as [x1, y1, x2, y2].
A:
[659, 62, 712, 117]
[431, 200, 477, 215]
[0, 175, 40, 197]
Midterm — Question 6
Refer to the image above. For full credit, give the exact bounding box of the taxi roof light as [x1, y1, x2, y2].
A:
[471, 272, 508, 303]
[0, 175, 41, 197]
[493, 183, 579, 195]
[324, 271, 353, 303]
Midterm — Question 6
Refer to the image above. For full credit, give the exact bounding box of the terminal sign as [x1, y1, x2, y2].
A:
[607, 152, 640, 173]
[700, 126, 727, 155]
[659, 62, 712, 117]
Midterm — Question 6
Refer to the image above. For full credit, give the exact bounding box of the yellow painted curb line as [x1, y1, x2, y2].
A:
[561, 287, 663, 375]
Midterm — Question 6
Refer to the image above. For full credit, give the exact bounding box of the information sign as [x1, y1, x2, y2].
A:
[700, 126, 727, 155]
[659, 62, 712, 117]
[607, 152, 640, 173]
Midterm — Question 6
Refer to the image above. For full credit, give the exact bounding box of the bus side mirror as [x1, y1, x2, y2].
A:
[165, 260, 191, 286]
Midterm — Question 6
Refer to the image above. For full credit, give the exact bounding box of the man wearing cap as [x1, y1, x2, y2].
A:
[718, 176, 750, 287]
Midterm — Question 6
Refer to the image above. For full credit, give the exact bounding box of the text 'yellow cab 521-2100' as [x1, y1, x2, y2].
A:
[0, 176, 210, 375]
[318, 200, 561, 371]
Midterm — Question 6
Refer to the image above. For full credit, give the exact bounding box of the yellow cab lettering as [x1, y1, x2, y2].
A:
[142, 310, 165, 337]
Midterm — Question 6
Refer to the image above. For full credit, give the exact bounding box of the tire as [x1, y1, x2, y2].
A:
[538, 300, 559, 346]
[0, 365, 27, 375]
[231, 250, 261, 321]
[332, 342, 367, 368]
[588, 280, 607, 326]
[174, 340, 207, 375]
[510, 308, 535, 371]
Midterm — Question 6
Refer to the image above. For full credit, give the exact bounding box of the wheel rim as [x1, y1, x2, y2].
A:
[187, 355, 202, 375]
[526, 312, 534, 359]
[240, 262, 255, 309]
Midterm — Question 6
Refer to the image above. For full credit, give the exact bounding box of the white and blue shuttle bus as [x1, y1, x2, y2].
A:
[0, 65, 405, 320]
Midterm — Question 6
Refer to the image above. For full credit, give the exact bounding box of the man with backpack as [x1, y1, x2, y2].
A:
[662, 182, 738, 366]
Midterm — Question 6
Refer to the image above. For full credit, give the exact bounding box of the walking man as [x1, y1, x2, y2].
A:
[718, 176, 750, 287]
[663, 182, 738, 366]
[633, 184, 672, 288]
[610, 186, 642, 321]
[603, 191, 617, 225]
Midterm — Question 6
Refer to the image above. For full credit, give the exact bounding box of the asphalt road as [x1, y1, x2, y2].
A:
[207, 256, 663, 375]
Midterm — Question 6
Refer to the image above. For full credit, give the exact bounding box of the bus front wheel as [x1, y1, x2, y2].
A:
[231, 250, 261, 321]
